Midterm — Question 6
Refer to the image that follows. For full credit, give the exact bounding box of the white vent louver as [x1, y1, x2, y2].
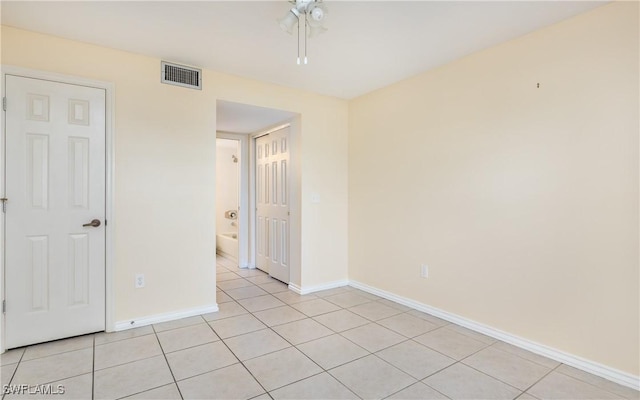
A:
[161, 61, 202, 90]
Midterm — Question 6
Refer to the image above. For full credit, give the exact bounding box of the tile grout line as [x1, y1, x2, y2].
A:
[323, 365, 366, 399]
[8, 371, 95, 391]
[200, 300, 271, 397]
[552, 365, 637, 400]
[518, 362, 562, 397]
[203, 314, 272, 398]
[93, 334, 171, 373]
[151, 323, 185, 400]
[381, 371, 452, 400]
[360, 323, 466, 394]
[460, 362, 526, 396]
[94, 332, 156, 346]
[449, 344, 533, 396]
[14, 341, 94, 363]
[412, 336, 501, 387]
[7, 343, 93, 390]
[1, 348, 26, 400]
[485, 340, 560, 370]
[418, 381, 454, 400]
[448, 334, 610, 397]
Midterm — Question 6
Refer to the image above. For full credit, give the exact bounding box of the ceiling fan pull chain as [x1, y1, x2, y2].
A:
[304, 13, 309, 64]
[297, 13, 301, 65]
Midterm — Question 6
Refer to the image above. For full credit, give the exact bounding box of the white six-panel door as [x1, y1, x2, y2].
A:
[4, 75, 106, 348]
[255, 127, 290, 283]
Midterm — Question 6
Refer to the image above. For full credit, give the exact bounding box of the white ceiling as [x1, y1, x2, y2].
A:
[217, 100, 297, 133]
[1, 1, 605, 99]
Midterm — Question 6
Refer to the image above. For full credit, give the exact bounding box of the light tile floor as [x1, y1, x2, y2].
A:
[1, 256, 638, 400]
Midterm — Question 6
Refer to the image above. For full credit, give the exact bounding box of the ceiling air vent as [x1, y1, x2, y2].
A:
[161, 61, 202, 90]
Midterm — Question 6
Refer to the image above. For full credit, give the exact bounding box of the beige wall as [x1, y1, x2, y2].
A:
[349, 2, 639, 375]
[1, 25, 349, 322]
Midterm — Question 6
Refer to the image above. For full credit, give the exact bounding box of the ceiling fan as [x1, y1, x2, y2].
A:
[278, 0, 328, 65]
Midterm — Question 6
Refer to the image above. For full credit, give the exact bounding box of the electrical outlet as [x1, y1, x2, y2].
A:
[135, 274, 145, 288]
[421, 264, 429, 278]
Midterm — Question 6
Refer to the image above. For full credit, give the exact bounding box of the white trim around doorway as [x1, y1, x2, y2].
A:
[0, 65, 116, 353]
[216, 132, 250, 269]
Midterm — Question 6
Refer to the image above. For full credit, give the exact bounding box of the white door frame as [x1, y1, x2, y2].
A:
[216, 132, 249, 268]
[0, 65, 116, 353]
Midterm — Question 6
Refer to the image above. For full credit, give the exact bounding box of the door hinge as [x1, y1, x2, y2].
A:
[2, 300, 5, 314]
[0, 198, 7, 213]
[2, 97, 6, 111]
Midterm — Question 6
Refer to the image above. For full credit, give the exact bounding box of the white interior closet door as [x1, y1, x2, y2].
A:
[255, 127, 290, 283]
[4, 75, 106, 348]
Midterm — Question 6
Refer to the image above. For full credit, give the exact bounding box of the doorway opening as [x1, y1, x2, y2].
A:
[215, 138, 240, 262]
[215, 100, 298, 285]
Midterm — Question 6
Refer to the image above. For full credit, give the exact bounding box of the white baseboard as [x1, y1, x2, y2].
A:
[288, 283, 303, 294]
[289, 279, 349, 295]
[114, 303, 219, 332]
[349, 280, 640, 391]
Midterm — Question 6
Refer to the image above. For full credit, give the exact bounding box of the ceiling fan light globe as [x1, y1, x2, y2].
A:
[278, 9, 299, 34]
[310, 7, 324, 22]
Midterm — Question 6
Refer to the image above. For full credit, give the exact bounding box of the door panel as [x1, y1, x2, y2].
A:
[5, 75, 106, 348]
[255, 128, 290, 283]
